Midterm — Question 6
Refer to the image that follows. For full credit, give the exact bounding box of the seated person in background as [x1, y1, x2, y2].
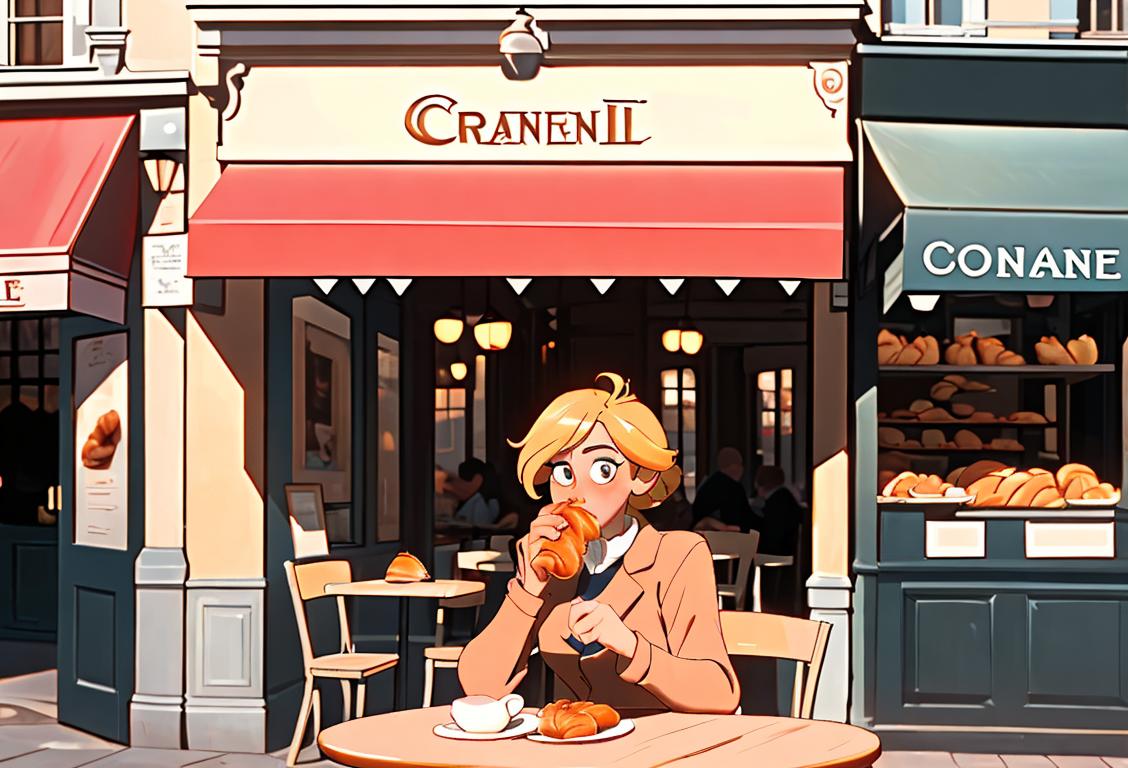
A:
[754, 465, 800, 556]
[453, 458, 502, 527]
[692, 447, 757, 533]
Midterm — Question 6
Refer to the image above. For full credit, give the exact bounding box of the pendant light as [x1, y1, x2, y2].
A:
[660, 283, 704, 355]
[473, 280, 512, 351]
[433, 278, 468, 344]
[450, 361, 468, 381]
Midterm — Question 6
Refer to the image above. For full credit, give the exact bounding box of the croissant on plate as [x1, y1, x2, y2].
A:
[82, 410, 122, 470]
[537, 699, 620, 739]
[385, 552, 431, 583]
[531, 505, 601, 580]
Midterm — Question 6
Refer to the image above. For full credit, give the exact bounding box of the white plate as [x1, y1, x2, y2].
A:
[433, 713, 539, 741]
[878, 495, 975, 505]
[1065, 494, 1121, 508]
[527, 718, 635, 744]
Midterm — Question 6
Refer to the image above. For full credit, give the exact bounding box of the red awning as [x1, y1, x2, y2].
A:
[0, 115, 138, 323]
[188, 165, 843, 278]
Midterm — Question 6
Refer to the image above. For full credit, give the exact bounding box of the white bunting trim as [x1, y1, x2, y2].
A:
[313, 278, 338, 294]
[908, 294, 940, 312]
[659, 278, 684, 295]
[352, 278, 376, 295]
[507, 278, 532, 295]
[715, 279, 740, 296]
[591, 278, 616, 295]
[387, 278, 412, 296]
[779, 280, 801, 296]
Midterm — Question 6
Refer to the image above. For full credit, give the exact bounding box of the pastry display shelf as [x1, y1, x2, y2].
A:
[879, 364, 1115, 384]
[879, 446, 1024, 453]
[879, 420, 1056, 429]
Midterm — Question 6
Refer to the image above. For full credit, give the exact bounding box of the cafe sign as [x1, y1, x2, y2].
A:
[903, 209, 1128, 292]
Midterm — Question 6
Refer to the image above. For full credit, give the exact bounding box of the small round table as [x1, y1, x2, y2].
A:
[457, 550, 515, 573]
[318, 706, 881, 768]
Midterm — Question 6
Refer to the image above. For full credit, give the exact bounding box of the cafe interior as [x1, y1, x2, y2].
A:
[272, 274, 826, 754]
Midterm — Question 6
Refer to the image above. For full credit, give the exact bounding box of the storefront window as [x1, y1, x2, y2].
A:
[757, 368, 794, 475]
[9, 0, 64, 65]
[435, 386, 467, 476]
[0, 317, 61, 525]
[661, 367, 697, 501]
[376, 334, 400, 542]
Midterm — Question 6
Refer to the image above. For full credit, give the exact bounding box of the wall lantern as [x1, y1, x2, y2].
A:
[660, 325, 705, 356]
[499, 9, 549, 81]
[474, 312, 512, 351]
[143, 155, 180, 194]
[433, 312, 464, 344]
[450, 361, 468, 381]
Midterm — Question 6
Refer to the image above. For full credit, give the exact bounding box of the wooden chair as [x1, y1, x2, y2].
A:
[719, 610, 831, 719]
[284, 560, 398, 767]
[422, 590, 486, 707]
[701, 530, 760, 611]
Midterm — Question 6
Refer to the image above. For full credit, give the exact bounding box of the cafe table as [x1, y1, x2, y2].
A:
[317, 707, 881, 768]
[457, 549, 515, 573]
[324, 579, 484, 711]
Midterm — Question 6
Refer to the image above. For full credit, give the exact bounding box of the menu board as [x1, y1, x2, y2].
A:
[74, 333, 129, 550]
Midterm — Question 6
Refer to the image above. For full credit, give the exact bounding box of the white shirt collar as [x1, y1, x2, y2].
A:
[583, 515, 639, 574]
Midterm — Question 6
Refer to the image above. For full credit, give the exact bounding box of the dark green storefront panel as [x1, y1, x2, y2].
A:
[861, 47, 1128, 126]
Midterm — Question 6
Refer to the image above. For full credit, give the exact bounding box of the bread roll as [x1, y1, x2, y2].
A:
[943, 374, 968, 387]
[951, 403, 975, 418]
[966, 411, 998, 423]
[997, 350, 1026, 365]
[891, 409, 917, 420]
[882, 471, 919, 498]
[989, 438, 1023, 451]
[1055, 463, 1097, 490]
[961, 379, 993, 392]
[922, 429, 946, 448]
[1063, 473, 1098, 499]
[877, 329, 900, 347]
[1082, 483, 1117, 501]
[1035, 336, 1072, 365]
[976, 337, 1004, 365]
[1031, 486, 1066, 508]
[955, 460, 1008, 487]
[930, 381, 959, 402]
[918, 407, 955, 422]
[946, 467, 964, 485]
[967, 474, 1005, 500]
[913, 474, 946, 495]
[1009, 473, 1055, 507]
[909, 399, 934, 414]
[995, 471, 1032, 503]
[919, 336, 940, 365]
[953, 429, 982, 449]
[902, 439, 922, 448]
[878, 427, 905, 447]
[974, 494, 1007, 508]
[1066, 334, 1098, 365]
[894, 345, 924, 365]
[1007, 411, 1048, 424]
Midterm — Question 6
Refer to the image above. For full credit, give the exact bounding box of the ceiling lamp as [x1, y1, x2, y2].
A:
[661, 328, 682, 353]
[474, 311, 512, 351]
[450, 361, 468, 381]
[434, 312, 464, 344]
[680, 328, 704, 355]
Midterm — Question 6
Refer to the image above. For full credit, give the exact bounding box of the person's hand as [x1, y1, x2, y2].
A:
[567, 598, 638, 658]
[514, 499, 575, 598]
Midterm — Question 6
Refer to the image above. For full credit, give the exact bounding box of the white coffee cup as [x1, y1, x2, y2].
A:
[450, 694, 524, 734]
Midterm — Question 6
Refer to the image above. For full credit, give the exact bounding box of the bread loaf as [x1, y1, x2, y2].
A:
[918, 407, 955, 422]
[909, 399, 933, 414]
[953, 429, 982, 449]
[976, 337, 1005, 365]
[1007, 411, 1048, 424]
[1066, 334, 1098, 365]
[951, 403, 975, 418]
[878, 427, 906, 447]
[922, 429, 946, 448]
[1035, 336, 1073, 365]
[930, 381, 959, 401]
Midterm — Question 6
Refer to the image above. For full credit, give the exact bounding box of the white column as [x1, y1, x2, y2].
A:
[130, 309, 187, 746]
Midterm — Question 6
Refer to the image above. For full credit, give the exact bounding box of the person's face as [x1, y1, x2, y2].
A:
[723, 462, 743, 482]
[545, 423, 655, 529]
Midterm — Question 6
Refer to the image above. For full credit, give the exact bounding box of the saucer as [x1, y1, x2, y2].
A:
[433, 712, 539, 741]
[526, 718, 635, 744]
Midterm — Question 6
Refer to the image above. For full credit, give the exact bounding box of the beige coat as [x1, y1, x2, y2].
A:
[457, 525, 740, 715]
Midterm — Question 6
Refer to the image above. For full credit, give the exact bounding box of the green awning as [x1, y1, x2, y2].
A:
[864, 121, 1128, 292]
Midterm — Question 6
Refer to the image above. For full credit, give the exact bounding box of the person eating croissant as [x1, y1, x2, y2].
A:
[458, 372, 740, 715]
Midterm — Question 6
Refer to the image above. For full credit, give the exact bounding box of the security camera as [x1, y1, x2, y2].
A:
[499, 10, 549, 81]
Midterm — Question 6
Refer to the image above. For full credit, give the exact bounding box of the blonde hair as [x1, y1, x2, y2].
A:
[509, 372, 682, 510]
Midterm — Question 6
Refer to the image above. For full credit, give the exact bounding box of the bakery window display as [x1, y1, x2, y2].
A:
[875, 293, 1122, 515]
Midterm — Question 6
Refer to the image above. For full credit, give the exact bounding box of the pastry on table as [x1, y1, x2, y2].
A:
[385, 552, 431, 583]
[531, 504, 601, 580]
[537, 700, 621, 739]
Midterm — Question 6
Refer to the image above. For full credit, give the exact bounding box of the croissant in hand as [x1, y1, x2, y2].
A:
[532, 505, 601, 580]
[538, 699, 620, 739]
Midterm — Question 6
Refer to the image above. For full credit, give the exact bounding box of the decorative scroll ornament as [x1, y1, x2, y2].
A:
[809, 61, 848, 116]
[222, 62, 249, 122]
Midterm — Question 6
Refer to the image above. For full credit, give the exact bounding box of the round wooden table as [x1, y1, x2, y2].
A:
[317, 706, 881, 768]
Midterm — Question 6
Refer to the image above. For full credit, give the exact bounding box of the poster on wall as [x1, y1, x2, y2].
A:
[73, 333, 129, 550]
[292, 297, 351, 507]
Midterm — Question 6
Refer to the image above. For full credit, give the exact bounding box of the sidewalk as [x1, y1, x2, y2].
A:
[0, 671, 331, 767]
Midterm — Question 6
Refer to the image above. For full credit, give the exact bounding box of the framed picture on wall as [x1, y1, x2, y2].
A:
[292, 296, 352, 506]
[284, 483, 328, 559]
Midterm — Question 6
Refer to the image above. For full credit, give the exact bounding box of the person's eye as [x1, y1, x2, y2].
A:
[551, 464, 574, 486]
[589, 459, 620, 485]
